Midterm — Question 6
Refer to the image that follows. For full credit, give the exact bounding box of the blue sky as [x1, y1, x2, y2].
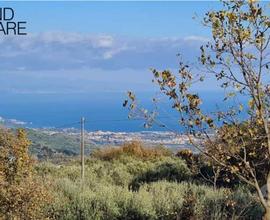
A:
[0, 1, 221, 95]
[6, 1, 215, 37]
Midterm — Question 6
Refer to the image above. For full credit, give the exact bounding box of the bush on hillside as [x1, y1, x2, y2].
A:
[91, 141, 172, 161]
[129, 157, 191, 190]
[44, 175, 262, 220]
[0, 128, 51, 219]
[88, 156, 191, 188]
[35, 150, 263, 219]
[176, 149, 243, 189]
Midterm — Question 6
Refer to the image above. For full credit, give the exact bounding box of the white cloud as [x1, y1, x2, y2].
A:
[94, 35, 114, 48]
[184, 35, 210, 43]
[0, 32, 205, 71]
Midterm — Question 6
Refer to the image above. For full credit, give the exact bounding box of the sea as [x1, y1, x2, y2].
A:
[0, 91, 246, 132]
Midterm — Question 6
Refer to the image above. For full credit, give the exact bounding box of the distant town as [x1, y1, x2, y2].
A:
[34, 128, 194, 151]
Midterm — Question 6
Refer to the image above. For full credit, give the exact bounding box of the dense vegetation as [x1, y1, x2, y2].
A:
[0, 128, 263, 219]
[0, 128, 51, 219]
[36, 141, 262, 220]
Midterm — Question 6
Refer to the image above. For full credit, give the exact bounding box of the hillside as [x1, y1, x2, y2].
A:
[26, 128, 194, 159]
[27, 129, 94, 159]
[34, 143, 263, 219]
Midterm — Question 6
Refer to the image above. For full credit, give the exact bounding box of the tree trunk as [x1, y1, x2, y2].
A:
[264, 174, 270, 220]
[263, 207, 270, 220]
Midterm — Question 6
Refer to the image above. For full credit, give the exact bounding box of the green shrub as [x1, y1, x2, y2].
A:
[129, 157, 191, 190]
[225, 187, 263, 219]
[38, 156, 262, 220]
[140, 181, 185, 219]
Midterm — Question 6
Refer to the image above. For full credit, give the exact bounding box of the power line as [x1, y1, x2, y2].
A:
[84, 118, 142, 123]
[83, 116, 178, 124]
[20, 115, 180, 130]
[54, 121, 80, 129]
[51, 117, 174, 128]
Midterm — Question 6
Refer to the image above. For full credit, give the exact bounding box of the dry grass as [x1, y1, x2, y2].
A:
[91, 141, 172, 160]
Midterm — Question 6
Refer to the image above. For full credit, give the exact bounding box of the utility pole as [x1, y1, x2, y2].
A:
[80, 117, 85, 188]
